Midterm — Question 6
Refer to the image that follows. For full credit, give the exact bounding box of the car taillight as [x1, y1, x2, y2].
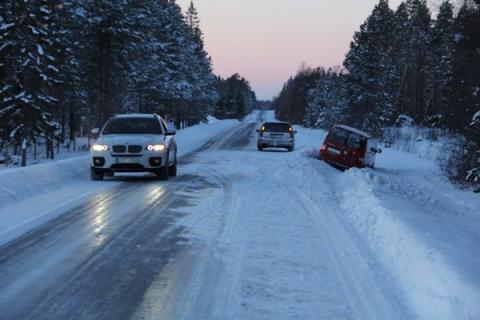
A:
[320, 144, 327, 152]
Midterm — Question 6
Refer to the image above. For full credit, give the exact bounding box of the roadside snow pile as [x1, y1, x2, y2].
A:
[0, 156, 90, 207]
[0, 119, 240, 208]
[243, 110, 261, 123]
[383, 126, 450, 161]
[204, 115, 220, 124]
[337, 168, 480, 320]
[176, 119, 239, 156]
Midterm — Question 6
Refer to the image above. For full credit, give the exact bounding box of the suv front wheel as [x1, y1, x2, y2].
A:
[168, 154, 177, 177]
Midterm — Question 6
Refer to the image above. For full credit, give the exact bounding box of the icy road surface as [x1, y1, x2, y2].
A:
[0, 112, 479, 320]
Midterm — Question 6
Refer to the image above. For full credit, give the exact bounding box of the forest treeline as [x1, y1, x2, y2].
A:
[0, 1, 255, 163]
[214, 73, 256, 120]
[274, 0, 480, 185]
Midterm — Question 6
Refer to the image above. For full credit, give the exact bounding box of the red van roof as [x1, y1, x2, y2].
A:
[333, 124, 370, 138]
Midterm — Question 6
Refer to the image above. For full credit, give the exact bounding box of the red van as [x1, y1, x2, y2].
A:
[319, 125, 382, 169]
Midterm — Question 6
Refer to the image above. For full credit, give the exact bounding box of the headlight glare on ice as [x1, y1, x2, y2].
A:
[92, 144, 109, 152]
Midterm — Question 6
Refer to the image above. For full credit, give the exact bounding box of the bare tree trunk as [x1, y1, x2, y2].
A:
[33, 139, 37, 161]
[21, 138, 27, 167]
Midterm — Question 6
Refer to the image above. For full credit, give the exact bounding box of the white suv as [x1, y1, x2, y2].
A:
[90, 114, 177, 180]
[257, 121, 296, 152]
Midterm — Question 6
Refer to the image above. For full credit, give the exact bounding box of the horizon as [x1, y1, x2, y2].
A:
[177, 0, 461, 100]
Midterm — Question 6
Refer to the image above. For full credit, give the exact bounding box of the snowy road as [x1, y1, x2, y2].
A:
[0, 112, 479, 319]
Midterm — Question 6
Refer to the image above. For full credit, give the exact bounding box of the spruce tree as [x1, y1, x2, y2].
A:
[395, 0, 432, 122]
[306, 70, 347, 129]
[425, 0, 455, 127]
[215, 74, 256, 120]
[0, 0, 62, 165]
[185, 1, 203, 47]
[344, 0, 397, 135]
[448, 3, 480, 132]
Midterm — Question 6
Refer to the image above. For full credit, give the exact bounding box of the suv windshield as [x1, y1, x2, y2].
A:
[264, 123, 290, 132]
[102, 118, 162, 135]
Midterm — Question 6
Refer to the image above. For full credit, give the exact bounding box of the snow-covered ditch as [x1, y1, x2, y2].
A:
[292, 118, 480, 319]
[383, 126, 455, 162]
[336, 168, 480, 319]
[0, 155, 91, 207]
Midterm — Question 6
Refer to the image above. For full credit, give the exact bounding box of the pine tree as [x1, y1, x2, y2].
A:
[425, 0, 455, 127]
[447, 3, 480, 132]
[344, 0, 397, 136]
[394, 0, 432, 122]
[305, 69, 348, 129]
[0, 0, 233, 164]
[273, 66, 323, 124]
[185, 1, 203, 47]
[0, 4, 15, 145]
[215, 74, 256, 120]
[391, 3, 411, 118]
[0, 0, 62, 165]
[452, 2, 480, 184]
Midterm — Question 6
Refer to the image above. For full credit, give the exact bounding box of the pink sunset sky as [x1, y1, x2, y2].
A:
[177, 0, 451, 100]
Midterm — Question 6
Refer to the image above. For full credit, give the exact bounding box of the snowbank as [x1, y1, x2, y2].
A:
[336, 168, 480, 319]
[382, 126, 452, 161]
[175, 119, 239, 156]
[0, 119, 240, 208]
[0, 156, 90, 207]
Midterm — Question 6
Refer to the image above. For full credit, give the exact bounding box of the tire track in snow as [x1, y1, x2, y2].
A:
[273, 157, 412, 319]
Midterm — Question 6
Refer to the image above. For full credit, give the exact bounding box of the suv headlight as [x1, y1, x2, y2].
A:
[92, 144, 109, 152]
[147, 144, 166, 152]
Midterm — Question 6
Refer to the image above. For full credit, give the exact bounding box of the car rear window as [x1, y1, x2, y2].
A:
[328, 127, 366, 150]
[328, 128, 350, 145]
[346, 133, 365, 150]
[264, 123, 291, 132]
[102, 118, 162, 135]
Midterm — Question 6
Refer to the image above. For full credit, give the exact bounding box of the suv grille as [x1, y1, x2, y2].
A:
[112, 145, 126, 153]
[128, 145, 142, 153]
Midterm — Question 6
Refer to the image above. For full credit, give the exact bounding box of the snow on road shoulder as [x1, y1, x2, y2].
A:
[335, 168, 480, 319]
[0, 118, 240, 245]
[175, 119, 239, 157]
[0, 118, 239, 207]
[269, 116, 480, 319]
[0, 155, 91, 207]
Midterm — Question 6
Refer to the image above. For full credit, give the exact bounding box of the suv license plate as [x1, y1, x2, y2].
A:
[118, 158, 138, 164]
